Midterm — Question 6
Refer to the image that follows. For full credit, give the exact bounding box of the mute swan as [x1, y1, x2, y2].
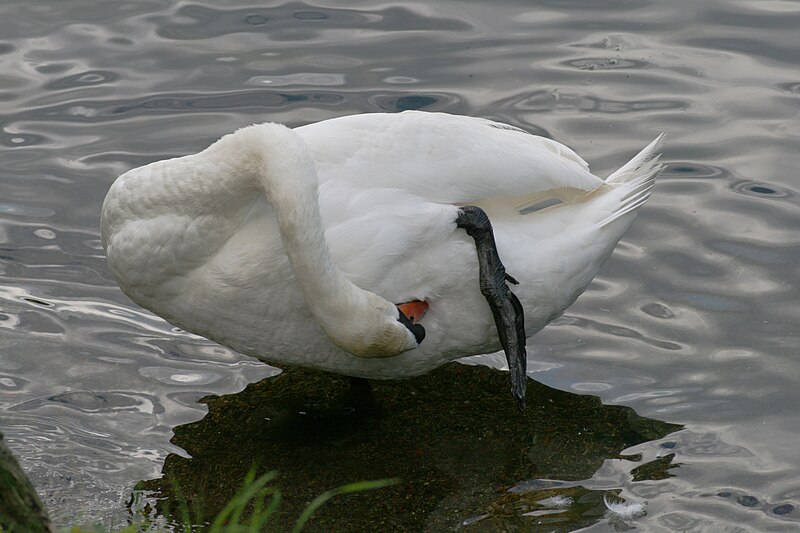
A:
[100, 111, 664, 409]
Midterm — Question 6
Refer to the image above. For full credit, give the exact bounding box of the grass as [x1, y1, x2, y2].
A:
[54, 470, 399, 533]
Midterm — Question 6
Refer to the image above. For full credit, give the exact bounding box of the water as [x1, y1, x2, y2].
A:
[1, 0, 798, 530]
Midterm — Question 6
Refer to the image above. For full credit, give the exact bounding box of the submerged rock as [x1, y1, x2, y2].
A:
[138, 363, 680, 531]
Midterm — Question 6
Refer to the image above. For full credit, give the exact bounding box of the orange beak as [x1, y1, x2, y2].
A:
[397, 300, 429, 324]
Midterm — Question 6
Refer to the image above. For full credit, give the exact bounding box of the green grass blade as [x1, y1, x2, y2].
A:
[208, 470, 277, 532]
[291, 478, 399, 533]
[247, 488, 281, 533]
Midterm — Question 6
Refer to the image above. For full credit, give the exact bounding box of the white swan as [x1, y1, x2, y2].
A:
[100, 111, 664, 408]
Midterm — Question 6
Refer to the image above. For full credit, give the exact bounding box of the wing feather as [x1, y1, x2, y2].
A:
[296, 111, 604, 204]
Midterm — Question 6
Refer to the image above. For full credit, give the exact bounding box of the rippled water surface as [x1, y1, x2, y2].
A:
[1, 0, 799, 531]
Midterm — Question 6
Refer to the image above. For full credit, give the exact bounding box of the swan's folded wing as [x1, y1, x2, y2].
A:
[296, 111, 604, 204]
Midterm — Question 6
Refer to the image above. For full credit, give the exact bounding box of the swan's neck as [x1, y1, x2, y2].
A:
[195, 124, 415, 357]
[213, 125, 350, 312]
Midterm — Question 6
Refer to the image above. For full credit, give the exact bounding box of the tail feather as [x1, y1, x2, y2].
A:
[606, 133, 666, 184]
[597, 134, 666, 228]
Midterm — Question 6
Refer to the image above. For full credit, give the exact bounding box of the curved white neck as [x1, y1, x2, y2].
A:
[200, 123, 417, 357]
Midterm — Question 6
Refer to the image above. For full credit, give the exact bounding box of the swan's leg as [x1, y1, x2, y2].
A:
[456, 206, 527, 411]
[348, 376, 377, 413]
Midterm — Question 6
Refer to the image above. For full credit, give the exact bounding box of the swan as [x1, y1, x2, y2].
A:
[100, 111, 664, 409]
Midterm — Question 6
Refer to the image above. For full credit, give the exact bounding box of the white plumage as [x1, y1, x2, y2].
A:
[101, 111, 664, 380]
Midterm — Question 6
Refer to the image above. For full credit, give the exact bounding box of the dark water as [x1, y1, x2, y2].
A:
[1, 0, 798, 530]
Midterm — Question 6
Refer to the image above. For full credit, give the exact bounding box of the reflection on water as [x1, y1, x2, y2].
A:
[1, 0, 799, 530]
[139, 365, 679, 532]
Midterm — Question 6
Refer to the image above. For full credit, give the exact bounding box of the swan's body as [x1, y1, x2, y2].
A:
[101, 111, 663, 393]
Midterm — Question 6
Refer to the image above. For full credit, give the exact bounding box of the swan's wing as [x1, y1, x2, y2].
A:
[296, 111, 604, 204]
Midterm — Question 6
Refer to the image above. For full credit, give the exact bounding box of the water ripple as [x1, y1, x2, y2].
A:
[148, 4, 473, 41]
[44, 71, 118, 90]
[9, 390, 162, 415]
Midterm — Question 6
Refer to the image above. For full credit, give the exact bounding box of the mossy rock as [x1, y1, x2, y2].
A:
[0, 432, 54, 533]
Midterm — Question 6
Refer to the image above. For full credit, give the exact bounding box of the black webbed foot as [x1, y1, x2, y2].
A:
[456, 206, 527, 410]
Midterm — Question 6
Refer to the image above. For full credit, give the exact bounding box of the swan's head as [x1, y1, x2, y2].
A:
[320, 292, 426, 359]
